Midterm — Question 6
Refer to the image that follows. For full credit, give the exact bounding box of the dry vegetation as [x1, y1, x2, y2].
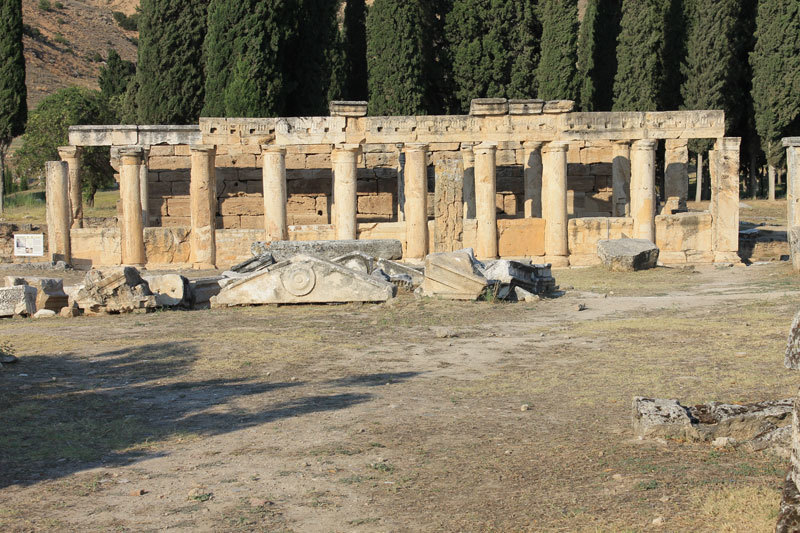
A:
[0, 261, 798, 531]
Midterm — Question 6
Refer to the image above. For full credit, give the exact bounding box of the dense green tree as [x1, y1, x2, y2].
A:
[0, 0, 27, 213]
[447, 0, 540, 114]
[203, 0, 294, 117]
[661, 0, 689, 111]
[98, 49, 136, 100]
[577, 0, 622, 111]
[367, 0, 433, 115]
[681, 0, 743, 155]
[137, 0, 207, 124]
[536, 0, 578, 101]
[341, 0, 368, 101]
[750, 0, 800, 172]
[613, 0, 670, 111]
[285, 0, 343, 116]
[13, 88, 114, 206]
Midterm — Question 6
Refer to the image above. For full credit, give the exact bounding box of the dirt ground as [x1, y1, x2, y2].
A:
[2, 261, 800, 531]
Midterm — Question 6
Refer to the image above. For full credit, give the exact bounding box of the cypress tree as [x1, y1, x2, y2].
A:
[137, 0, 207, 124]
[613, 0, 670, 111]
[285, 0, 342, 116]
[576, 0, 622, 111]
[536, 0, 578, 102]
[342, 0, 368, 101]
[750, 0, 800, 172]
[98, 49, 136, 100]
[447, 0, 540, 114]
[0, 0, 26, 213]
[203, 0, 294, 118]
[367, 0, 432, 115]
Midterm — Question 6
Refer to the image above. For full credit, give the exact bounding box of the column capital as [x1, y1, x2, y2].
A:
[612, 139, 633, 146]
[403, 143, 429, 153]
[190, 144, 217, 154]
[783, 137, 800, 148]
[542, 141, 570, 153]
[474, 141, 498, 154]
[522, 141, 545, 151]
[119, 146, 144, 164]
[715, 137, 741, 151]
[261, 144, 286, 155]
[57, 145, 81, 159]
[631, 139, 658, 151]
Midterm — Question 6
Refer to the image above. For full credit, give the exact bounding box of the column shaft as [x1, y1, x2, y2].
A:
[523, 141, 544, 218]
[139, 148, 150, 227]
[542, 142, 569, 265]
[461, 144, 476, 219]
[262, 145, 288, 242]
[711, 137, 741, 263]
[664, 139, 689, 202]
[332, 145, 360, 240]
[190, 146, 217, 269]
[57, 146, 83, 228]
[612, 141, 631, 217]
[403, 143, 429, 259]
[45, 161, 71, 263]
[119, 148, 146, 265]
[474, 142, 498, 260]
[630, 140, 657, 242]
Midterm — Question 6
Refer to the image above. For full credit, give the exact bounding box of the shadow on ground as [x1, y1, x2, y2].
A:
[0, 342, 421, 488]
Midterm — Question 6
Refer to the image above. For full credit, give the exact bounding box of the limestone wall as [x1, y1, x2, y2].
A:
[655, 213, 714, 264]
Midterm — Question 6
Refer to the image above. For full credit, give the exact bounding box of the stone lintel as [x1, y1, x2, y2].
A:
[543, 100, 576, 114]
[783, 137, 800, 148]
[470, 98, 509, 116]
[190, 144, 216, 153]
[330, 101, 368, 117]
[509, 99, 545, 115]
[404, 143, 429, 153]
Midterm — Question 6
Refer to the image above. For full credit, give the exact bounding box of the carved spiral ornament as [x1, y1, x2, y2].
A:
[281, 264, 316, 296]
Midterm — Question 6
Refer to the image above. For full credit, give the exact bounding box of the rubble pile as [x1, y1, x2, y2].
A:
[73, 267, 157, 315]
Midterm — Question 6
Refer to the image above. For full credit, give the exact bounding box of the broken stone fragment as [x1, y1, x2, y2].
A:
[231, 253, 275, 274]
[74, 267, 156, 315]
[332, 251, 374, 275]
[785, 309, 800, 370]
[376, 259, 425, 287]
[480, 260, 556, 296]
[632, 397, 698, 440]
[598, 239, 660, 272]
[419, 249, 488, 301]
[188, 277, 224, 309]
[5, 276, 69, 313]
[211, 254, 395, 307]
[143, 274, 191, 308]
[33, 309, 57, 319]
[0, 285, 37, 318]
[252, 239, 403, 262]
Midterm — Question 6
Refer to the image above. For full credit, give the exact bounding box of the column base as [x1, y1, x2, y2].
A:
[193, 262, 217, 270]
[545, 255, 570, 268]
[713, 252, 743, 265]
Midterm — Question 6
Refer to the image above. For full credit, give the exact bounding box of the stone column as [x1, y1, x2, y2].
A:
[332, 144, 360, 240]
[190, 145, 217, 269]
[139, 147, 150, 227]
[262, 145, 288, 243]
[119, 147, 146, 266]
[630, 140, 657, 242]
[523, 141, 544, 218]
[711, 137, 741, 263]
[57, 146, 83, 228]
[695, 152, 704, 202]
[404, 143, 429, 259]
[434, 156, 464, 253]
[664, 139, 689, 203]
[542, 142, 570, 266]
[461, 143, 476, 219]
[474, 142, 498, 260]
[396, 143, 406, 222]
[611, 141, 631, 217]
[786, 138, 800, 270]
[45, 161, 71, 263]
[769, 165, 777, 201]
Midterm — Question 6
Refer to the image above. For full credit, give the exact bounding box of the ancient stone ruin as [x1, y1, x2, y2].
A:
[43, 100, 741, 271]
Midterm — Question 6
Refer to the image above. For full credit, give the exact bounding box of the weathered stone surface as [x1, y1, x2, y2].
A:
[777, 472, 800, 533]
[434, 157, 464, 253]
[332, 251, 374, 274]
[598, 239, 659, 272]
[231, 253, 275, 274]
[252, 239, 403, 262]
[74, 267, 156, 315]
[211, 254, 395, 307]
[419, 249, 488, 300]
[34, 309, 57, 319]
[790, 226, 800, 272]
[480, 260, 556, 295]
[329, 101, 368, 117]
[508, 99, 544, 115]
[5, 276, 68, 312]
[469, 98, 508, 116]
[376, 258, 425, 287]
[0, 285, 37, 317]
[143, 274, 190, 308]
[687, 399, 793, 441]
[189, 277, 224, 308]
[543, 100, 575, 114]
[60, 306, 80, 318]
[787, 309, 800, 370]
[632, 397, 698, 439]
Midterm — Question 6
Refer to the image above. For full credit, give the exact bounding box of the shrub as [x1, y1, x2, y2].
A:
[112, 11, 139, 31]
[38, 0, 52, 12]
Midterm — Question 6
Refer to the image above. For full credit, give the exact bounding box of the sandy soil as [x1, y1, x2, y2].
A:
[1, 261, 799, 531]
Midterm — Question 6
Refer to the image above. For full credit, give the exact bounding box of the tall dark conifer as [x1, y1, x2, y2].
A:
[367, 0, 433, 115]
[536, 0, 578, 101]
[750, 0, 800, 170]
[576, 0, 622, 111]
[0, 0, 26, 212]
[342, 0, 368, 101]
[613, 0, 669, 111]
[137, 0, 207, 124]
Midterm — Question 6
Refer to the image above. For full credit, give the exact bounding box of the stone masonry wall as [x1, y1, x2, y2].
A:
[144, 141, 616, 229]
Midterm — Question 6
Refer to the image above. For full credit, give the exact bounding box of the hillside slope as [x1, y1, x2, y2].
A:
[22, 0, 139, 109]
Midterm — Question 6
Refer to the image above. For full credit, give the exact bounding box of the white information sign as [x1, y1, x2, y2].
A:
[13, 234, 45, 257]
